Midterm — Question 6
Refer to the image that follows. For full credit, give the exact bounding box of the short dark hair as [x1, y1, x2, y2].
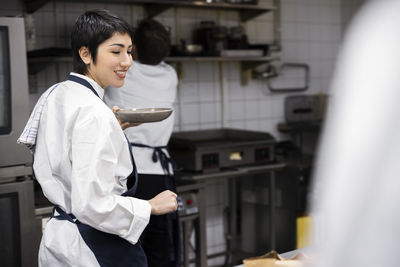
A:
[134, 19, 170, 65]
[71, 9, 133, 74]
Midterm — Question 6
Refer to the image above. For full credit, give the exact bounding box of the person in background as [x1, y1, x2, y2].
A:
[104, 18, 179, 267]
[310, 1, 400, 267]
[18, 10, 177, 267]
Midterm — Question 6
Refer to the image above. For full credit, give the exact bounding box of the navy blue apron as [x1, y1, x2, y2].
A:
[51, 74, 147, 267]
[131, 143, 181, 266]
[131, 143, 174, 176]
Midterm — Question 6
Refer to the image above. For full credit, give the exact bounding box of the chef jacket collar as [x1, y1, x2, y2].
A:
[69, 72, 104, 100]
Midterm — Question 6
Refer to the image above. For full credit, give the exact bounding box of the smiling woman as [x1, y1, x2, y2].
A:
[81, 33, 133, 88]
[70, 10, 133, 89]
[17, 9, 178, 267]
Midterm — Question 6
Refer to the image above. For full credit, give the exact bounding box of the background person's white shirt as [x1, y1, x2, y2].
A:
[105, 61, 178, 175]
[32, 73, 151, 266]
[311, 1, 400, 267]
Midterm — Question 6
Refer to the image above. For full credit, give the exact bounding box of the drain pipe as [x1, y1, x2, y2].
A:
[219, 62, 228, 128]
[272, 0, 282, 52]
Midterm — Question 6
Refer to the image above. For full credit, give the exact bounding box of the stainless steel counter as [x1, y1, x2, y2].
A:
[178, 163, 286, 181]
[176, 162, 287, 265]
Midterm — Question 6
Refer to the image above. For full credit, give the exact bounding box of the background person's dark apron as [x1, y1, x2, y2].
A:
[51, 74, 148, 267]
[132, 143, 181, 267]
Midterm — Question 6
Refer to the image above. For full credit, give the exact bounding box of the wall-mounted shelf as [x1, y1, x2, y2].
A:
[166, 56, 277, 63]
[167, 56, 279, 85]
[26, 0, 278, 85]
[25, 0, 275, 22]
[28, 54, 278, 86]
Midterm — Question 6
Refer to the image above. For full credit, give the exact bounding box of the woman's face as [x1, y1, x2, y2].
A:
[86, 32, 133, 88]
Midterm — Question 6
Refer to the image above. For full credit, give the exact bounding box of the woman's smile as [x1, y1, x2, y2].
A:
[115, 69, 128, 79]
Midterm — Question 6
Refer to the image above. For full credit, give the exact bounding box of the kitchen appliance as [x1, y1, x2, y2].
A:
[0, 17, 41, 267]
[284, 94, 327, 123]
[170, 129, 294, 265]
[0, 179, 42, 267]
[178, 192, 199, 217]
[168, 128, 276, 173]
[227, 25, 248, 50]
[176, 180, 207, 267]
[0, 17, 32, 180]
[193, 21, 228, 56]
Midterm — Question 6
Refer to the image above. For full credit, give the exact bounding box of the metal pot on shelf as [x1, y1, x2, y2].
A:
[193, 21, 228, 56]
[170, 40, 204, 57]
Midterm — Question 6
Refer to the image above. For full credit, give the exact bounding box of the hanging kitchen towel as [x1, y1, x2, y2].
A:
[17, 83, 60, 153]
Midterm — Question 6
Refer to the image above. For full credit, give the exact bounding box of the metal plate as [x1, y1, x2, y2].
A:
[116, 108, 172, 123]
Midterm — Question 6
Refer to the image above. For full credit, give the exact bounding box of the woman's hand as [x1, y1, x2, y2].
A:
[148, 190, 178, 215]
[111, 106, 141, 130]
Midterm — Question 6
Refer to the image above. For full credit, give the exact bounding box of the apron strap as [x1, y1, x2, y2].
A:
[52, 206, 77, 223]
[131, 143, 175, 176]
[67, 74, 100, 98]
[123, 136, 138, 196]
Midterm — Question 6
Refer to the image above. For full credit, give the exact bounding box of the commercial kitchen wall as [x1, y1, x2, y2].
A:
[0, 0, 364, 265]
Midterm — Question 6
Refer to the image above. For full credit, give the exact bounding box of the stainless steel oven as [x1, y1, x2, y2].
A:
[0, 17, 32, 177]
[0, 179, 41, 267]
[0, 17, 41, 267]
[169, 128, 276, 173]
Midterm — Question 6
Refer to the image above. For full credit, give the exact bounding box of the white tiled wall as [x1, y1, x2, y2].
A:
[0, 0, 362, 265]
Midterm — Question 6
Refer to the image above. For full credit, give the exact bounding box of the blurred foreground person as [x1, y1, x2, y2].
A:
[311, 1, 400, 267]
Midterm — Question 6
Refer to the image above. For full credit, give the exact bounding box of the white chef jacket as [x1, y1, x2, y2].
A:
[104, 61, 178, 175]
[29, 73, 151, 267]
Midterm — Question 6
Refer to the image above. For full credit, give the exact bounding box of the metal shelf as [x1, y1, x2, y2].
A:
[167, 55, 277, 63]
[24, 0, 275, 22]
[27, 55, 279, 75]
